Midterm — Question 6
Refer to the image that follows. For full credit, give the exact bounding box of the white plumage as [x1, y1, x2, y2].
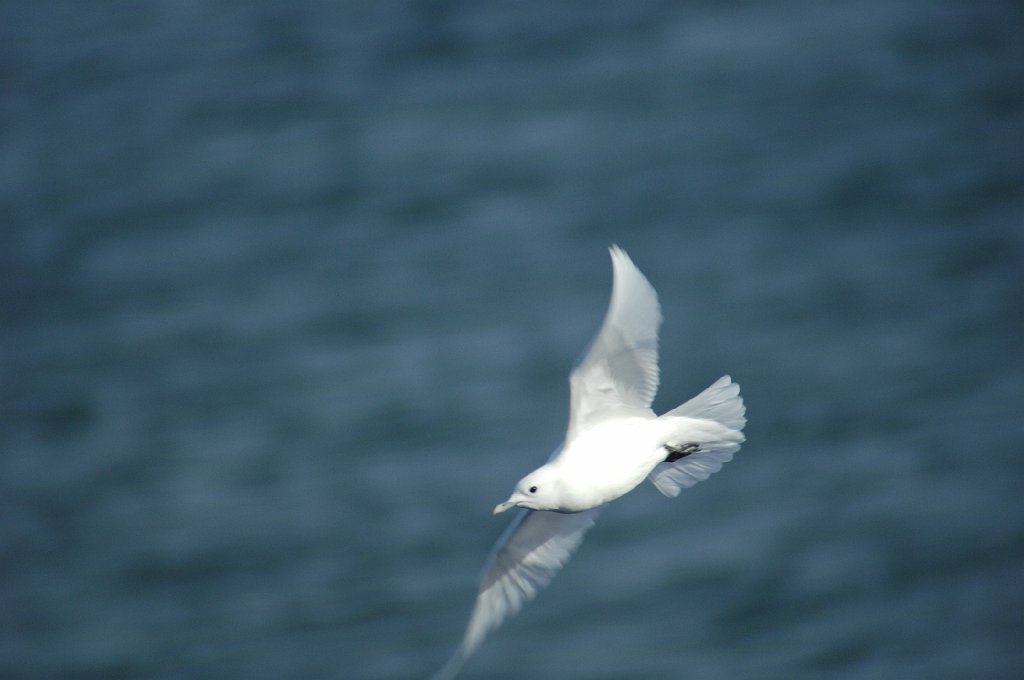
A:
[432, 246, 746, 679]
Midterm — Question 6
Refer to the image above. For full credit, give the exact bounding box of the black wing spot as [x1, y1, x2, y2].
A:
[664, 442, 700, 463]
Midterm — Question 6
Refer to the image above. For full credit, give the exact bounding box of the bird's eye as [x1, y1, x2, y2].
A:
[529, 486, 537, 494]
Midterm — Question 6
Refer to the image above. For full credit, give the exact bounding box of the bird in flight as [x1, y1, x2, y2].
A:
[432, 246, 746, 679]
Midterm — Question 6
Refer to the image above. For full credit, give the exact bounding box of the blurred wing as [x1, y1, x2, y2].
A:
[432, 508, 600, 680]
[567, 246, 662, 441]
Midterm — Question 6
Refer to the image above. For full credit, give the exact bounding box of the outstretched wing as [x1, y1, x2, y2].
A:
[566, 246, 661, 441]
[432, 508, 600, 680]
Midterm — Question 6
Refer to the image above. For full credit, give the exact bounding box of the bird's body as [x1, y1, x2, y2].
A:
[552, 417, 665, 511]
[535, 415, 725, 512]
[431, 246, 746, 679]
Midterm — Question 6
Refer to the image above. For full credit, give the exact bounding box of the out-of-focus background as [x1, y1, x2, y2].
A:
[2, 1, 1022, 678]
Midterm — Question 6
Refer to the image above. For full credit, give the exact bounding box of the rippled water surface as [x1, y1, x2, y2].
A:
[2, 1, 1022, 678]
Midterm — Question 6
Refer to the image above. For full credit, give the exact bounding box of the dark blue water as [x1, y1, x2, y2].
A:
[2, 1, 1022, 678]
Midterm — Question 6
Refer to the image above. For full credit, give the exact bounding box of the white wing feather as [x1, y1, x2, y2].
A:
[431, 508, 600, 680]
[566, 245, 662, 441]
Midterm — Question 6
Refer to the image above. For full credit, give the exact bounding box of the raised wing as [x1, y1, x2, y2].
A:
[431, 508, 600, 680]
[566, 246, 662, 441]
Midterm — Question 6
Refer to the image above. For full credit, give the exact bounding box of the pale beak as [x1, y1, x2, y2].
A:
[493, 499, 516, 514]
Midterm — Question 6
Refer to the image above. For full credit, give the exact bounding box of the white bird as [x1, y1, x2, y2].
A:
[431, 246, 746, 679]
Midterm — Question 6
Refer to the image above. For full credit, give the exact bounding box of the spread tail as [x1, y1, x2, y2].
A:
[648, 375, 746, 497]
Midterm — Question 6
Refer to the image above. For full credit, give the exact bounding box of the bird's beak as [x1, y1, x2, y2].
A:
[493, 499, 516, 514]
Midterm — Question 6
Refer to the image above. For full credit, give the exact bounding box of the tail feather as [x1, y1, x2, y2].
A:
[649, 375, 746, 497]
[666, 374, 746, 430]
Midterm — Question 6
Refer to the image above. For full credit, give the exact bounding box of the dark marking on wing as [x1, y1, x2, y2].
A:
[663, 442, 700, 463]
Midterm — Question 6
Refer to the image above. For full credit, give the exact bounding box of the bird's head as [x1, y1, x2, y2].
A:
[493, 465, 562, 513]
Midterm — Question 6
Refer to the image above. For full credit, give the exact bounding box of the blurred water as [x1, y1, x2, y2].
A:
[2, 1, 1022, 678]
